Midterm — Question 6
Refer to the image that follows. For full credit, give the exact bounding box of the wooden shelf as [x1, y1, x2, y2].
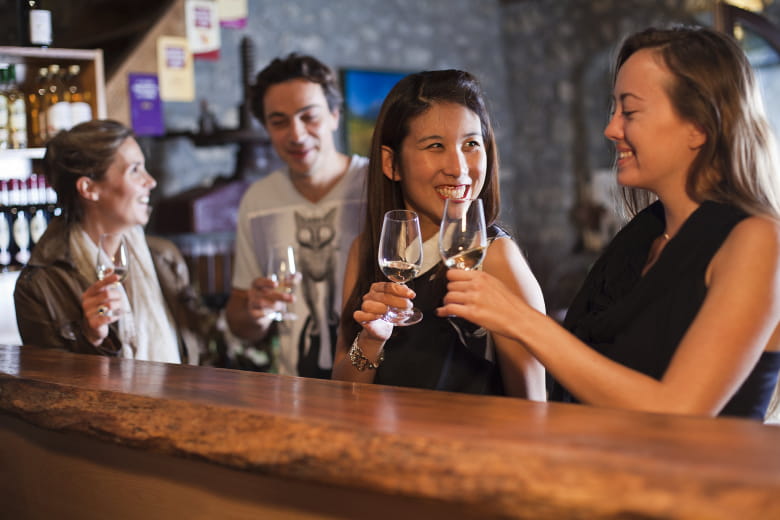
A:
[0, 46, 107, 120]
[163, 129, 270, 147]
[0, 148, 46, 160]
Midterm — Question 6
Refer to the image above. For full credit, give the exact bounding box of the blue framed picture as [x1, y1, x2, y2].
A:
[341, 68, 410, 157]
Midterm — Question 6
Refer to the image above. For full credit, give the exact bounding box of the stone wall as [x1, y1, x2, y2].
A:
[147, 0, 734, 311]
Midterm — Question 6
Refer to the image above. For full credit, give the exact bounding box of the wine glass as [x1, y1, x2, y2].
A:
[439, 198, 487, 271]
[266, 244, 299, 321]
[378, 210, 423, 326]
[96, 233, 129, 282]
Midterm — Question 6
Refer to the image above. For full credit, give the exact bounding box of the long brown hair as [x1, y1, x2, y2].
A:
[340, 69, 501, 342]
[614, 26, 780, 219]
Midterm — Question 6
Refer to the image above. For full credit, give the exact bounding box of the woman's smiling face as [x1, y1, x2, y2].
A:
[382, 101, 487, 239]
[93, 137, 157, 231]
[604, 48, 706, 195]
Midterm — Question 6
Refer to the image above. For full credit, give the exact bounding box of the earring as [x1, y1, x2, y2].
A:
[91, 194, 99, 201]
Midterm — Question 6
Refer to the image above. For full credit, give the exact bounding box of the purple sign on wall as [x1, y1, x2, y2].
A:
[128, 73, 164, 136]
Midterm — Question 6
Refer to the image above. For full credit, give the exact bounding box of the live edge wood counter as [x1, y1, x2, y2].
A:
[0, 345, 778, 520]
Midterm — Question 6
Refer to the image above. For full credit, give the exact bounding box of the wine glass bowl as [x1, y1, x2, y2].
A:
[378, 210, 424, 326]
[439, 198, 487, 271]
[266, 245, 299, 321]
[96, 233, 129, 282]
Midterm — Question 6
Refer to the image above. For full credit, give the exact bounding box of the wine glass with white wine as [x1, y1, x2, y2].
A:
[266, 244, 299, 321]
[378, 210, 423, 326]
[95, 233, 129, 319]
[96, 233, 129, 283]
[439, 198, 487, 271]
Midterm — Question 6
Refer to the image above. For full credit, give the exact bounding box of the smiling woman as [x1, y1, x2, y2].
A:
[331, 70, 546, 400]
[436, 26, 780, 422]
[13, 120, 217, 365]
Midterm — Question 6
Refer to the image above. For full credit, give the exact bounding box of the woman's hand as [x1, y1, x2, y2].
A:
[246, 275, 298, 321]
[354, 282, 416, 342]
[437, 269, 530, 340]
[81, 273, 122, 346]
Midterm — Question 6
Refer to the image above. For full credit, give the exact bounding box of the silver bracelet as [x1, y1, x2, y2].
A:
[348, 332, 384, 371]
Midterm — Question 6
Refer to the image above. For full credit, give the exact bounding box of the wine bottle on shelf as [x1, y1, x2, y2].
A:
[45, 64, 70, 138]
[27, 66, 49, 148]
[9, 179, 31, 266]
[0, 181, 12, 271]
[0, 67, 9, 150]
[7, 65, 28, 149]
[28, 174, 48, 247]
[27, 0, 53, 48]
[66, 64, 92, 127]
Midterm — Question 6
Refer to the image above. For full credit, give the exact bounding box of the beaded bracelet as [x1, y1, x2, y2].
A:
[348, 333, 384, 371]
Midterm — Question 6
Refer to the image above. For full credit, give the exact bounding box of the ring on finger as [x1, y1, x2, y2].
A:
[97, 305, 110, 317]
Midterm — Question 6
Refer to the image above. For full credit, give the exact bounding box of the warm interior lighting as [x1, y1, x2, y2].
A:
[723, 0, 773, 12]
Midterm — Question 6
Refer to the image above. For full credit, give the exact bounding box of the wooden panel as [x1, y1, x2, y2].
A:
[1, 345, 779, 519]
[0, 415, 477, 520]
[105, 0, 186, 124]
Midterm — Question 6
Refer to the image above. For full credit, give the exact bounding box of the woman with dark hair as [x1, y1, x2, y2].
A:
[439, 26, 780, 421]
[14, 120, 215, 364]
[331, 70, 546, 398]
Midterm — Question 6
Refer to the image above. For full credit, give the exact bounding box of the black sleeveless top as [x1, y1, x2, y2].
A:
[373, 225, 508, 395]
[553, 201, 780, 419]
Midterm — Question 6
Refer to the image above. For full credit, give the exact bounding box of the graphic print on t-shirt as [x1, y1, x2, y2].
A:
[294, 208, 338, 378]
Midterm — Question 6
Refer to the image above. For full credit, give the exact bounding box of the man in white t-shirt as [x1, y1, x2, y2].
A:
[226, 54, 368, 378]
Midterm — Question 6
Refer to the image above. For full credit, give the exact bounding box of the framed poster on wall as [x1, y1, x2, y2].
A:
[341, 68, 410, 157]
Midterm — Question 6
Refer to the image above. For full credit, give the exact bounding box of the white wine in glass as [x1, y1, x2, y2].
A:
[266, 244, 299, 321]
[439, 198, 487, 271]
[378, 209, 423, 326]
[96, 233, 129, 282]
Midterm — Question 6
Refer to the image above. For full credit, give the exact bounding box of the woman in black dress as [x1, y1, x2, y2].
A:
[331, 70, 546, 399]
[439, 26, 780, 420]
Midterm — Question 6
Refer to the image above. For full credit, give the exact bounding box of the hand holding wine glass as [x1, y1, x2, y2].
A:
[439, 198, 487, 271]
[90, 232, 129, 322]
[265, 244, 300, 321]
[378, 210, 423, 326]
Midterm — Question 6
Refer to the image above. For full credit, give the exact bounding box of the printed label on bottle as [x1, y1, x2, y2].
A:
[13, 212, 30, 250]
[10, 99, 27, 148]
[0, 214, 10, 263]
[46, 102, 72, 137]
[29, 9, 53, 46]
[0, 96, 8, 127]
[30, 210, 47, 244]
[10, 99, 26, 130]
[70, 101, 93, 126]
[38, 111, 47, 142]
[0, 215, 10, 251]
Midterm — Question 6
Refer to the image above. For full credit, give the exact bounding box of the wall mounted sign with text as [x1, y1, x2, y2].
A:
[157, 36, 195, 102]
[217, 0, 248, 29]
[128, 73, 164, 136]
[186, 0, 221, 60]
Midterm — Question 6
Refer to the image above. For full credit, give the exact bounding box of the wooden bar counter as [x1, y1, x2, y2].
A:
[1, 344, 779, 519]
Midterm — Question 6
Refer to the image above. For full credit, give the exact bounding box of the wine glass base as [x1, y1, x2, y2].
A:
[383, 308, 423, 327]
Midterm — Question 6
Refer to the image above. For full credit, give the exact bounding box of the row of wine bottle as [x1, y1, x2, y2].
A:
[0, 62, 93, 150]
[0, 173, 59, 270]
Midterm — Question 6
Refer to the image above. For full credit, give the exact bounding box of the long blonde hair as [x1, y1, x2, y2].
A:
[615, 26, 780, 219]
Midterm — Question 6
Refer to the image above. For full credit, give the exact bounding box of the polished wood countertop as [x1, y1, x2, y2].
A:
[1, 344, 779, 519]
